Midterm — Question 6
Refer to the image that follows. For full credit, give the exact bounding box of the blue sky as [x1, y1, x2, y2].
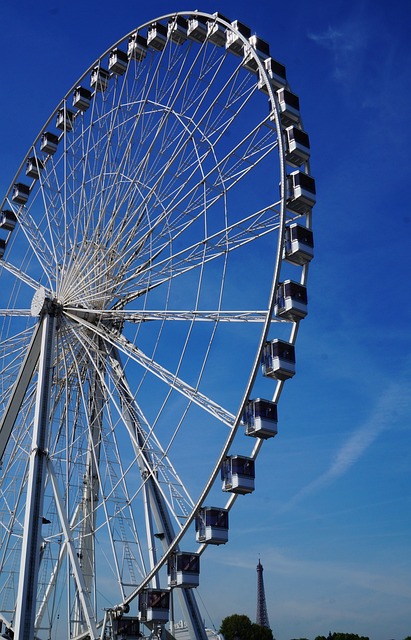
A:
[1, 1, 411, 640]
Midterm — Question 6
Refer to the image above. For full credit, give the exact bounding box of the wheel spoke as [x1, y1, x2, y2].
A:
[66, 308, 269, 322]
[65, 311, 236, 428]
[0, 11, 315, 639]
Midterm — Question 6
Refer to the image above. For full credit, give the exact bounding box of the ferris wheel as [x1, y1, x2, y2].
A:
[0, 11, 315, 640]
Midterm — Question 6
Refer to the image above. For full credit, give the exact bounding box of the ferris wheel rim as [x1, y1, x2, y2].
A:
[0, 10, 314, 638]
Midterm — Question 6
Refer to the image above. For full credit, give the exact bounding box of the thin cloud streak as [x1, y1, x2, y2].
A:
[285, 380, 411, 509]
[308, 22, 367, 82]
[217, 545, 411, 599]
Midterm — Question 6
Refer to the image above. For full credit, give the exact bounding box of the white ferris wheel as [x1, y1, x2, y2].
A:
[0, 11, 315, 640]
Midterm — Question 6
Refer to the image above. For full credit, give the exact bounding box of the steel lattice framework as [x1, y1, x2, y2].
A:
[0, 11, 315, 640]
[256, 559, 271, 629]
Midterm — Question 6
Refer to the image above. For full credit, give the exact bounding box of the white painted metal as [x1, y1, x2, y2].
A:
[0, 10, 314, 639]
[109, 347, 208, 640]
[47, 462, 99, 639]
[14, 310, 56, 640]
[73, 358, 105, 637]
[0, 320, 42, 461]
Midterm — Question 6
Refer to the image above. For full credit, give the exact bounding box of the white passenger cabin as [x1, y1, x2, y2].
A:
[286, 171, 316, 215]
[195, 507, 228, 544]
[167, 552, 200, 588]
[26, 157, 44, 179]
[56, 108, 74, 131]
[108, 49, 128, 75]
[168, 16, 188, 44]
[285, 126, 310, 167]
[221, 455, 255, 494]
[128, 33, 148, 60]
[207, 13, 229, 46]
[243, 398, 278, 438]
[276, 87, 300, 125]
[139, 589, 170, 624]
[258, 57, 287, 93]
[243, 35, 270, 73]
[73, 86, 92, 111]
[147, 22, 168, 50]
[90, 66, 109, 92]
[275, 280, 308, 321]
[284, 223, 314, 266]
[262, 339, 296, 380]
[40, 132, 59, 155]
[226, 20, 251, 56]
[0, 210, 17, 232]
[187, 15, 208, 42]
[12, 183, 30, 205]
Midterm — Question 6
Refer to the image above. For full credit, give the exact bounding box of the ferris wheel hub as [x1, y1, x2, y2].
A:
[30, 287, 61, 316]
[30, 287, 48, 316]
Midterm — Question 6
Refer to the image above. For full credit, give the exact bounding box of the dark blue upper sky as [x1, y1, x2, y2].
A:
[1, 1, 410, 639]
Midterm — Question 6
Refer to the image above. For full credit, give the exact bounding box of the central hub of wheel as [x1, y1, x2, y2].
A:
[30, 287, 62, 317]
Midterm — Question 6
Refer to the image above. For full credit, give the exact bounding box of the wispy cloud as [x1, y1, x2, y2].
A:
[308, 22, 367, 83]
[285, 379, 411, 508]
[215, 545, 411, 599]
[206, 545, 411, 640]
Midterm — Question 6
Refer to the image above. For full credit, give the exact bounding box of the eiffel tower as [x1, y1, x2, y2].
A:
[256, 559, 271, 629]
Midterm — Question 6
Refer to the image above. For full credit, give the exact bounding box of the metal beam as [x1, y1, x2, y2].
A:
[0, 320, 42, 463]
[47, 460, 99, 640]
[109, 347, 208, 640]
[13, 311, 56, 640]
[74, 346, 105, 637]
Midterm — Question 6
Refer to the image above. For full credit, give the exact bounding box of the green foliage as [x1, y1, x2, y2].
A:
[219, 613, 274, 640]
[250, 624, 274, 640]
[220, 620, 410, 640]
[315, 632, 368, 640]
[220, 614, 252, 640]
[330, 633, 369, 640]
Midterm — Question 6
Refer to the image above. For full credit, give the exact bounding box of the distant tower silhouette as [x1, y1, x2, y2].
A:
[256, 559, 270, 629]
